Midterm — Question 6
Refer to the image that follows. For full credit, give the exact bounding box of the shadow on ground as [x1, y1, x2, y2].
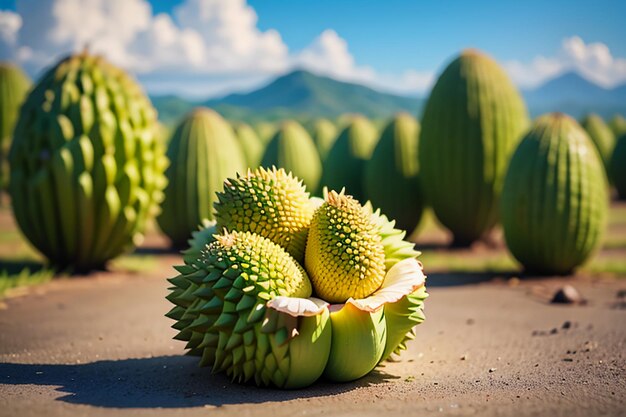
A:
[0, 356, 397, 408]
[0, 259, 45, 274]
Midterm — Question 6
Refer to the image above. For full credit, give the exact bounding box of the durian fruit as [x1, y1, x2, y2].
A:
[0, 62, 31, 194]
[254, 121, 277, 145]
[610, 133, 626, 199]
[233, 122, 264, 169]
[214, 167, 315, 262]
[166, 229, 332, 388]
[158, 108, 245, 248]
[320, 116, 379, 202]
[9, 52, 167, 272]
[308, 118, 338, 161]
[501, 113, 608, 274]
[305, 189, 386, 303]
[419, 49, 529, 245]
[581, 113, 615, 172]
[261, 120, 322, 193]
[168, 180, 428, 388]
[609, 114, 626, 138]
[364, 113, 423, 233]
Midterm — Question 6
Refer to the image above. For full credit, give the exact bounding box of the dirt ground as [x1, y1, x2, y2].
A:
[0, 207, 625, 416]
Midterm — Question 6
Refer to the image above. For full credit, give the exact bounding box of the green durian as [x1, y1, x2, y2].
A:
[167, 229, 333, 388]
[214, 167, 315, 262]
[305, 189, 386, 303]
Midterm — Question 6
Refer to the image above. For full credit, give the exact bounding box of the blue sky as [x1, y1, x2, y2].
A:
[1, 0, 625, 97]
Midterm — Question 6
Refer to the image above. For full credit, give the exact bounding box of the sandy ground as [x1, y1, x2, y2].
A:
[0, 249, 625, 417]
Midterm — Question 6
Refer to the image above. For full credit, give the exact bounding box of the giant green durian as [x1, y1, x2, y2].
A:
[166, 229, 332, 388]
[320, 116, 379, 202]
[261, 120, 322, 193]
[158, 108, 245, 248]
[581, 113, 615, 172]
[9, 52, 167, 272]
[364, 113, 423, 233]
[610, 133, 626, 200]
[308, 118, 338, 161]
[501, 113, 608, 274]
[0, 62, 31, 194]
[253, 121, 277, 145]
[419, 49, 529, 246]
[214, 167, 315, 262]
[233, 122, 264, 169]
[609, 115, 626, 138]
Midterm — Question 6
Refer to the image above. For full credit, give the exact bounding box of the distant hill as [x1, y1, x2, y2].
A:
[151, 70, 423, 125]
[523, 72, 626, 119]
[151, 69, 626, 126]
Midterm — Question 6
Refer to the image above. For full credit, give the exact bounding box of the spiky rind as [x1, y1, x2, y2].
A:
[305, 190, 386, 303]
[8, 52, 167, 272]
[158, 108, 245, 248]
[501, 113, 608, 274]
[364, 201, 421, 270]
[419, 49, 529, 245]
[381, 285, 427, 361]
[214, 167, 314, 262]
[167, 230, 319, 387]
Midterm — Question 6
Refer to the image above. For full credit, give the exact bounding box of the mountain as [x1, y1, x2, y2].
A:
[151, 69, 626, 127]
[523, 72, 626, 119]
[151, 70, 423, 125]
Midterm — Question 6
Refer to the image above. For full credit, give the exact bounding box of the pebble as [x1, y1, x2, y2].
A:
[551, 285, 584, 304]
[488, 368, 497, 373]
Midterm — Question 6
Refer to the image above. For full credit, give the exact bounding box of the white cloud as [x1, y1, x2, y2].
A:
[505, 36, 626, 89]
[0, 10, 21, 60]
[293, 29, 433, 95]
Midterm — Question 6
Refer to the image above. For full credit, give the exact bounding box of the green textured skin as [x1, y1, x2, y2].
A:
[609, 115, 626, 138]
[261, 120, 322, 193]
[8, 53, 167, 272]
[214, 167, 314, 262]
[501, 113, 608, 275]
[308, 118, 338, 161]
[581, 113, 615, 172]
[0, 63, 31, 193]
[158, 108, 245, 248]
[381, 285, 427, 361]
[254, 121, 277, 145]
[419, 50, 529, 245]
[610, 133, 626, 199]
[233, 122, 264, 169]
[320, 116, 379, 202]
[165, 230, 330, 388]
[364, 113, 423, 233]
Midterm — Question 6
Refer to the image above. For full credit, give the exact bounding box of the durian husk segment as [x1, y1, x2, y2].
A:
[214, 167, 314, 262]
[265, 296, 332, 388]
[167, 230, 319, 388]
[381, 285, 427, 361]
[323, 257, 426, 382]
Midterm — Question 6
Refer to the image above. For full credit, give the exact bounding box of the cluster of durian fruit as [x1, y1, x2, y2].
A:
[166, 167, 427, 389]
